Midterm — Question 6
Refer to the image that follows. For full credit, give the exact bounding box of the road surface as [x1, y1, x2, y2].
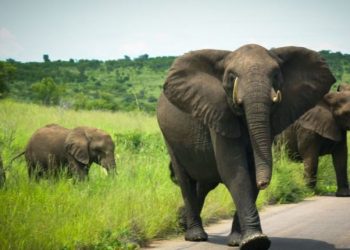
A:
[145, 196, 350, 250]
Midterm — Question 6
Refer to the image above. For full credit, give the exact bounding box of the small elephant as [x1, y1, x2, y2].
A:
[157, 44, 335, 249]
[276, 85, 350, 196]
[20, 124, 116, 180]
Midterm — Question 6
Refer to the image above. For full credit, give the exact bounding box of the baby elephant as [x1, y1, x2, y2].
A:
[23, 124, 116, 180]
[277, 84, 350, 196]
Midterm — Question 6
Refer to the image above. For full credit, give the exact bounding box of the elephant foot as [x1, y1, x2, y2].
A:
[227, 231, 241, 246]
[240, 232, 270, 250]
[336, 188, 350, 197]
[184, 226, 208, 241]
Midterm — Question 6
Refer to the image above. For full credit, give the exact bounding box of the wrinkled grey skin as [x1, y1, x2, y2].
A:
[157, 44, 335, 249]
[276, 84, 350, 197]
[0, 154, 5, 187]
[23, 124, 116, 180]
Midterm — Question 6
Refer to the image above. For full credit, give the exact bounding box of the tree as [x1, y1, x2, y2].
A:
[136, 54, 149, 61]
[43, 54, 50, 63]
[0, 61, 16, 98]
[31, 77, 65, 105]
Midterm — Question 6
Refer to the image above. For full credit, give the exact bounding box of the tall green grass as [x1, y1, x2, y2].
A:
[0, 100, 345, 249]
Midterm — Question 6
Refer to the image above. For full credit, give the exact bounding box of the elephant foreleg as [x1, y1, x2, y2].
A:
[211, 132, 270, 249]
[298, 133, 320, 188]
[332, 141, 350, 197]
[302, 153, 319, 188]
[228, 150, 259, 247]
[67, 157, 89, 181]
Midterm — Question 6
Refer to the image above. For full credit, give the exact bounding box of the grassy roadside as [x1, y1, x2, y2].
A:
[0, 100, 343, 249]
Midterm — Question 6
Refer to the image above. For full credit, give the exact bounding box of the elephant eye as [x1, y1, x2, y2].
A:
[272, 72, 282, 91]
[228, 73, 236, 83]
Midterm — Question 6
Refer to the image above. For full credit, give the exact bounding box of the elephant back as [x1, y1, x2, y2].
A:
[25, 124, 71, 165]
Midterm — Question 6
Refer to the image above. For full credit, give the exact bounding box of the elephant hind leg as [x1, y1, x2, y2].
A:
[177, 181, 218, 232]
[196, 182, 219, 213]
[28, 164, 43, 181]
[167, 153, 208, 241]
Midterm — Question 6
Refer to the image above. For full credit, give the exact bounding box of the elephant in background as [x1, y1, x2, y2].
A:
[157, 44, 335, 249]
[17, 124, 116, 180]
[276, 84, 350, 196]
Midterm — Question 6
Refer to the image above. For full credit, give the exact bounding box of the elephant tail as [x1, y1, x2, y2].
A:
[169, 161, 179, 185]
[10, 151, 25, 165]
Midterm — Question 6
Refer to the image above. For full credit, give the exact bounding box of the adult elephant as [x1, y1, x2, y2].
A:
[157, 44, 335, 249]
[276, 84, 350, 197]
[16, 124, 116, 180]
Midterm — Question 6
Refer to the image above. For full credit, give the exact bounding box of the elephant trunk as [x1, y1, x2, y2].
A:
[101, 155, 117, 175]
[244, 83, 273, 190]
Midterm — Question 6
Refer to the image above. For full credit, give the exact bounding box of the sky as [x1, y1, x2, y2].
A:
[0, 0, 349, 62]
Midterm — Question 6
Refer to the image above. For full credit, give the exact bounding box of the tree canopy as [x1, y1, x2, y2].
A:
[1, 51, 349, 113]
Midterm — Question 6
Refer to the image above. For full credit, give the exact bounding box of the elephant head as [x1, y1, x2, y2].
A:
[64, 127, 116, 174]
[324, 85, 350, 131]
[297, 84, 350, 141]
[163, 44, 335, 189]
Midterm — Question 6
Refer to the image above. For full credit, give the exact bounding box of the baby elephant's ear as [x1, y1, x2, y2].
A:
[270, 46, 336, 136]
[65, 128, 89, 165]
[298, 101, 342, 141]
[163, 50, 240, 138]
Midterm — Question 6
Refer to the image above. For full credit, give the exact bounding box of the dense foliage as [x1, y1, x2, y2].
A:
[1, 50, 349, 113]
[319, 50, 350, 83]
[3, 55, 175, 113]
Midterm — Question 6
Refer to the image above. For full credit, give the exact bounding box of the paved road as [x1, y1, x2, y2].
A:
[145, 196, 350, 250]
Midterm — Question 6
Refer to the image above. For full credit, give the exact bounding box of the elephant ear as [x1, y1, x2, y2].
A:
[65, 128, 90, 165]
[163, 49, 240, 138]
[298, 101, 342, 141]
[270, 46, 336, 136]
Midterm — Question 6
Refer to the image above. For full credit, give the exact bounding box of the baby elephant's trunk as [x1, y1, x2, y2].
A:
[101, 155, 117, 175]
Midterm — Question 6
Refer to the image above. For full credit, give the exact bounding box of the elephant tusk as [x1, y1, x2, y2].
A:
[233, 77, 242, 105]
[271, 89, 282, 103]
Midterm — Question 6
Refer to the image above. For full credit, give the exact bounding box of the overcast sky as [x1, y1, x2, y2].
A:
[1, 0, 349, 62]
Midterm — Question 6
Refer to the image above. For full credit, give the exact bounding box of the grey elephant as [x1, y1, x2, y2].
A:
[157, 44, 335, 249]
[15, 124, 116, 180]
[276, 84, 350, 197]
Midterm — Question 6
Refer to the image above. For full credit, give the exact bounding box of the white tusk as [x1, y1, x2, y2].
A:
[233, 78, 242, 104]
[271, 89, 282, 103]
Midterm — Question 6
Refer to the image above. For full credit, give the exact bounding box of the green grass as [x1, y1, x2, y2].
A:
[0, 100, 346, 249]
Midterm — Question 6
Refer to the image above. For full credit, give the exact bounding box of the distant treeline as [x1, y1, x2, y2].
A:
[0, 50, 349, 113]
